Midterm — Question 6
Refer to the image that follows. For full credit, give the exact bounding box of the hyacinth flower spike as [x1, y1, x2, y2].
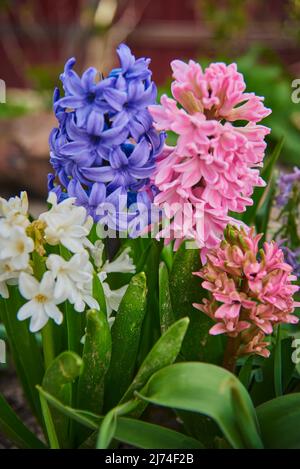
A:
[48, 44, 164, 233]
[193, 225, 300, 371]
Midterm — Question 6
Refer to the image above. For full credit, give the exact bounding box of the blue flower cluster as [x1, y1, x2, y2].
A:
[48, 44, 165, 232]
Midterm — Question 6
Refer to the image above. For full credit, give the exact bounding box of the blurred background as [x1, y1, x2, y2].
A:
[0, 0, 300, 211]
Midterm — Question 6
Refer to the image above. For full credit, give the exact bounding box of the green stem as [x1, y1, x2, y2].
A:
[41, 322, 56, 370]
[223, 336, 240, 373]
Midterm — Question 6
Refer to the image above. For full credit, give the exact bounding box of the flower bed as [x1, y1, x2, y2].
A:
[0, 45, 300, 450]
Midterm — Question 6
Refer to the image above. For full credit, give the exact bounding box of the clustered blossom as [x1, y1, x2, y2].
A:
[90, 240, 136, 325]
[49, 44, 164, 233]
[0, 192, 134, 333]
[0, 192, 33, 299]
[193, 225, 299, 358]
[150, 60, 271, 249]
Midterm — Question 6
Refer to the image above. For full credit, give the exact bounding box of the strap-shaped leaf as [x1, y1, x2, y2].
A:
[0, 393, 45, 449]
[120, 317, 189, 404]
[137, 362, 263, 449]
[104, 272, 147, 410]
[77, 309, 112, 415]
[256, 393, 300, 448]
[37, 388, 203, 449]
[159, 261, 175, 334]
[169, 245, 223, 363]
[242, 137, 284, 225]
[0, 291, 44, 421]
[42, 351, 83, 448]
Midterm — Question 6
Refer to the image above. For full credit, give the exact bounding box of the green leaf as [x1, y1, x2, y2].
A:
[159, 262, 175, 334]
[38, 389, 60, 449]
[137, 362, 263, 449]
[274, 326, 283, 397]
[37, 388, 202, 449]
[120, 317, 190, 404]
[97, 400, 138, 449]
[0, 393, 45, 449]
[77, 309, 112, 415]
[255, 177, 276, 237]
[37, 386, 101, 431]
[251, 337, 295, 406]
[93, 273, 107, 316]
[104, 273, 147, 410]
[42, 351, 83, 448]
[169, 244, 223, 363]
[242, 137, 284, 225]
[238, 356, 254, 389]
[137, 241, 162, 365]
[230, 384, 263, 448]
[256, 394, 300, 448]
[0, 290, 44, 421]
[111, 418, 204, 449]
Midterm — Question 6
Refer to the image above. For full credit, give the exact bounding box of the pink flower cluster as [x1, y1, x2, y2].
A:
[193, 226, 300, 358]
[149, 61, 271, 249]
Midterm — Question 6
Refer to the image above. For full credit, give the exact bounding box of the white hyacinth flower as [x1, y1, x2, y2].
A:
[99, 271, 129, 318]
[39, 192, 93, 253]
[89, 240, 105, 270]
[102, 247, 136, 274]
[46, 251, 99, 313]
[0, 259, 27, 299]
[92, 243, 136, 323]
[0, 227, 34, 270]
[17, 271, 63, 332]
[0, 192, 30, 235]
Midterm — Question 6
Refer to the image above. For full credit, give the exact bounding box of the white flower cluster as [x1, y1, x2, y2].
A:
[90, 241, 136, 326]
[0, 192, 33, 299]
[0, 192, 136, 333]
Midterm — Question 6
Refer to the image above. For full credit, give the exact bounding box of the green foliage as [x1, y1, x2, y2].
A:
[104, 272, 147, 410]
[169, 244, 224, 363]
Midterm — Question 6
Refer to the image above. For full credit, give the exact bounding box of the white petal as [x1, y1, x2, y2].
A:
[47, 192, 58, 206]
[46, 254, 65, 274]
[0, 281, 9, 299]
[54, 275, 69, 301]
[19, 273, 39, 300]
[44, 303, 63, 325]
[17, 300, 34, 320]
[106, 284, 128, 313]
[103, 248, 136, 274]
[84, 295, 99, 311]
[40, 271, 55, 296]
[61, 237, 84, 253]
[74, 296, 85, 313]
[30, 306, 49, 333]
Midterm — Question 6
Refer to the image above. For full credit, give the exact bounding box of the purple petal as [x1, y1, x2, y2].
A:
[81, 67, 98, 90]
[117, 43, 135, 72]
[61, 141, 88, 155]
[110, 147, 128, 169]
[57, 96, 84, 109]
[128, 138, 150, 167]
[89, 182, 106, 206]
[86, 111, 105, 136]
[130, 165, 155, 179]
[83, 166, 115, 182]
[103, 88, 127, 111]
